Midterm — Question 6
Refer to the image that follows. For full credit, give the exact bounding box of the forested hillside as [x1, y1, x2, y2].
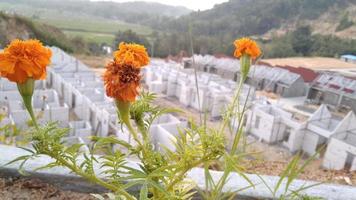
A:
[143, 0, 356, 58]
[1, 0, 355, 58]
[154, 0, 355, 38]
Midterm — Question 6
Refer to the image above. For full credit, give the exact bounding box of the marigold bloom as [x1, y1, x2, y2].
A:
[114, 42, 149, 68]
[0, 39, 52, 83]
[233, 38, 261, 59]
[103, 61, 142, 102]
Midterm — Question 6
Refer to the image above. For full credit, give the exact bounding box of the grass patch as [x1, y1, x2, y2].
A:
[37, 17, 152, 45]
[0, 2, 153, 45]
[63, 30, 115, 44]
[37, 17, 152, 35]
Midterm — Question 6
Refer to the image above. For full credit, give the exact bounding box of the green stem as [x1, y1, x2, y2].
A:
[22, 95, 39, 130]
[17, 78, 39, 130]
[211, 55, 252, 198]
[116, 100, 142, 146]
[166, 159, 203, 191]
[218, 76, 245, 135]
[230, 77, 246, 154]
[56, 156, 135, 200]
[124, 119, 142, 146]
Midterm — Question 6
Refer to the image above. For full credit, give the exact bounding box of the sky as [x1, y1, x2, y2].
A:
[91, 0, 229, 11]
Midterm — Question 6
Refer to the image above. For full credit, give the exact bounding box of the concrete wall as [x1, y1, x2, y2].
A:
[69, 121, 92, 143]
[323, 138, 356, 171]
[301, 131, 320, 156]
[278, 77, 306, 97]
[323, 91, 340, 106]
[340, 95, 356, 112]
[247, 109, 275, 142]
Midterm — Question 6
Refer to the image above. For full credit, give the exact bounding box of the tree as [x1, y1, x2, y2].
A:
[291, 26, 313, 56]
[113, 30, 151, 50]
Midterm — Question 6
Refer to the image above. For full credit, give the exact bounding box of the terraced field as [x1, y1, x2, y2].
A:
[0, 2, 153, 44]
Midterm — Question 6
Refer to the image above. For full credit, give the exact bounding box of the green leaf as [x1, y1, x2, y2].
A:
[33, 162, 59, 171]
[5, 155, 31, 166]
[147, 179, 170, 197]
[139, 183, 148, 200]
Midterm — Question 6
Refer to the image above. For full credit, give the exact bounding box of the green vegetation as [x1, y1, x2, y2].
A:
[0, 0, 179, 45]
[37, 18, 151, 35]
[115, 26, 356, 58]
[0, 12, 74, 52]
[336, 12, 354, 32]
[63, 31, 114, 45]
[0, 0, 191, 19]
[263, 26, 356, 58]
[0, 0, 355, 58]
[114, 30, 151, 48]
[154, 0, 353, 36]
[0, 114, 28, 146]
[36, 16, 153, 45]
[0, 12, 112, 55]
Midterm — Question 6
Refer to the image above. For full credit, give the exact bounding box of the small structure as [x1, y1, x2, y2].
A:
[306, 73, 356, 112]
[241, 102, 356, 166]
[69, 121, 92, 143]
[341, 54, 356, 64]
[323, 112, 356, 171]
[144, 60, 255, 118]
[243, 104, 297, 144]
[186, 55, 309, 97]
[244, 65, 307, 97]
[0, 82, 69, 128]
[150, 114, 188, 152]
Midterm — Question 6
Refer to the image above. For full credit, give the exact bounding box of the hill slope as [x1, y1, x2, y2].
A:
[0, 0, 187, 44]
[0, 0, 191, 19]
[0, 12, 73, 51]
[155, 0, 356, 39]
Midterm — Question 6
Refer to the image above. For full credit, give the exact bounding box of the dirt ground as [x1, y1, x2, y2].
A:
[74, 54, 111, 69]
[262, 57, 356, 70]
[0, 177, 94, 200]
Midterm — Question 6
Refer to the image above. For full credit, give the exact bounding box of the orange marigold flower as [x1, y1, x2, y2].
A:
[114, 42, 149, 68]
[233, 37, 261, 59]
[103, 61, 142, 102]
[0, 39, 52, 83]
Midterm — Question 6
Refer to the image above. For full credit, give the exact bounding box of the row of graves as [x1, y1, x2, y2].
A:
[145, 56, 356, 172]
[190, 54, 356, 112]
[233, 103, 356, 171]
[0, 47, 187, 153]
[189, 55, 313, 97]
[144, 59, 255, 119]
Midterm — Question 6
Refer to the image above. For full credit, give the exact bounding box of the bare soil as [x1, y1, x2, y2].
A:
[262, 57, 356, 70]
[0, 177, 94, 200]
[74, 54, 111, 69]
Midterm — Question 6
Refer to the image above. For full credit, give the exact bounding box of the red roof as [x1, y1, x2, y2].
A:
[329, 84, 341, 89]
[343, 88, 354, 93]
[275, 65, 318, 83]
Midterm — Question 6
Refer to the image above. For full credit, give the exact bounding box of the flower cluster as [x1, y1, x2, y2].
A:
[233, 37, 261, 59]
[0, 39, 52, 83]
[114, 42, 150, 68]
[103, 42, 150, 102]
